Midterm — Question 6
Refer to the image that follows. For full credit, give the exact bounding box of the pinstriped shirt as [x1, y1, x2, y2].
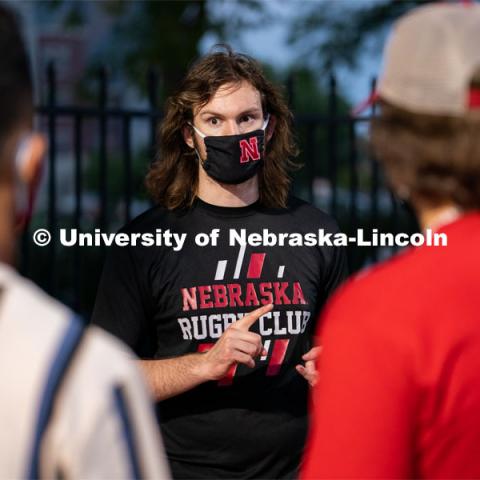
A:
[0, 263, 170, 479]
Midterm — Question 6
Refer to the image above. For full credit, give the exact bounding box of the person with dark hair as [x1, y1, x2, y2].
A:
[0, 4, 170, 478]
[92, 46, 347, 479]
[302, 3, 480, 478]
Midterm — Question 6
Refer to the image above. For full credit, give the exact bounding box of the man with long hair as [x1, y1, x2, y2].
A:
[93, 46, 347, 479]
[302, 3, 480, 478]
[0, 4, 169, 478]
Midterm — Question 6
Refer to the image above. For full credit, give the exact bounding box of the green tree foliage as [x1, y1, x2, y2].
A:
[288, 0, 436, 72]
[39, 0, 269, 97]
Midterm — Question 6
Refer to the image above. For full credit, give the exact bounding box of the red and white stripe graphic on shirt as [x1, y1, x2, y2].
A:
[200, 249, 292, 386]
[197, 342, 238, 386]
[246, 253, 266, 278]
[197, 338, 291, 386]
[215, 249, 268, 281]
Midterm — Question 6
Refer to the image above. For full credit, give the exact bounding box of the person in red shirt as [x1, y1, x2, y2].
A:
[301, 3, 480, 478]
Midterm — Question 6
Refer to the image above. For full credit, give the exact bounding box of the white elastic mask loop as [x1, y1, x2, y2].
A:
[188, 122, 207, 139]
[262, 114, 270, 131]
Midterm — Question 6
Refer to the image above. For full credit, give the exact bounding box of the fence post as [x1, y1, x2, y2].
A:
[73, 113, 83, 311]
[148, 67, 159, 165]
[327, 74, 338, 217]
[369, 77, 379, 262]
[306, 123, 316, 204]
[47, 62, 57, 295]
[348, 118, 359, 269]
[286, 72, 295, 111]
[123, 114, 132, 223]
[98, 67, 108, 232]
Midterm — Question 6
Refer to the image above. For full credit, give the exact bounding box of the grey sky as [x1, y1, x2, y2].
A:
[201, 0, 384, 106]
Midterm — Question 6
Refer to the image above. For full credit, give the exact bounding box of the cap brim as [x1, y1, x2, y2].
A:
[350, 90, 380, 117]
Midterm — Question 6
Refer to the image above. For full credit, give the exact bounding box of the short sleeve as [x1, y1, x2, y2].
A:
[91, 243, 152, 355]
[323, 242, 348, 300]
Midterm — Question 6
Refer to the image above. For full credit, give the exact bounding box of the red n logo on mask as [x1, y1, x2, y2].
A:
[239, 137, 260, 163]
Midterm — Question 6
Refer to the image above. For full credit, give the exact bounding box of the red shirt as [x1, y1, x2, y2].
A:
[302, 212, 480, 479]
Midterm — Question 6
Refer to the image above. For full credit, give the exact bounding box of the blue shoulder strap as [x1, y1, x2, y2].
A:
[26, 315, 85, 479]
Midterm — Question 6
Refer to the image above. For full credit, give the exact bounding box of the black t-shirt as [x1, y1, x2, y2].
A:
[92, 196, 347, 479]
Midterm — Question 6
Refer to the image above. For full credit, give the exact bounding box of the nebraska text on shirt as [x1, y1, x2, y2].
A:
[181, 281, 307, 311]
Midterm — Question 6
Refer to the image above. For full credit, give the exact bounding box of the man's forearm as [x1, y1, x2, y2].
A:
[139, 354, 209, 401]
[139, 305, 272, 401]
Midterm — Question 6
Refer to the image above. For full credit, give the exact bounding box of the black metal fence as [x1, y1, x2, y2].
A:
[23, 65, 417, 318]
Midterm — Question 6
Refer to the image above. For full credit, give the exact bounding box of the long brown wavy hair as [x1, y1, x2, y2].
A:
[145, 46, 300, 210]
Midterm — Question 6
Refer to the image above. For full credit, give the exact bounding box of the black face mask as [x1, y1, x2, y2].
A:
[190, 116, 269, 185]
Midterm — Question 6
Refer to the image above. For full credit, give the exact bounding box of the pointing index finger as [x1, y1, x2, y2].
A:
[236, 303, 274, 331]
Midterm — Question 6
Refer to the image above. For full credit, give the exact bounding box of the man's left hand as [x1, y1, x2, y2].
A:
[296, 346, 322, 387]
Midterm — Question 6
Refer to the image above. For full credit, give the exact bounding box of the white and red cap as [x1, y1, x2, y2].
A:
[353, 1, 480, 116]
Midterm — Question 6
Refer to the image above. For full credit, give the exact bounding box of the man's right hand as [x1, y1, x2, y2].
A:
[139, 303, 274, 400]
[196, 303, 274, 381]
